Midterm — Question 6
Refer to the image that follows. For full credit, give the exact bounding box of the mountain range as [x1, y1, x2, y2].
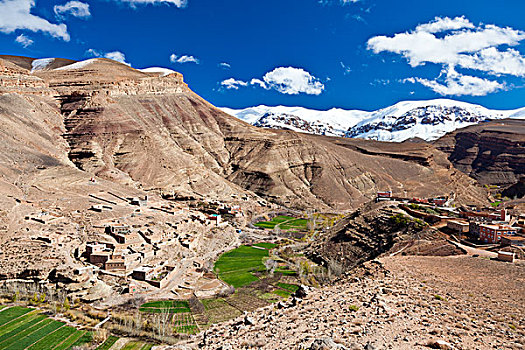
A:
[222, 100, 525, 142]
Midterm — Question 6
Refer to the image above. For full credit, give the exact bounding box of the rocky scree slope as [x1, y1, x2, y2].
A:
[178, 255, 524, 350]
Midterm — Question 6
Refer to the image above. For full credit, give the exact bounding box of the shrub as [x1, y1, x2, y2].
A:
[434, 294, 446, 301]
[348, 304, 359, 312]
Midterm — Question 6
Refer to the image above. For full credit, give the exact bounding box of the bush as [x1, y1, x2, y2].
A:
[348, 304, 359, 312]
[390, 213, 410, 228]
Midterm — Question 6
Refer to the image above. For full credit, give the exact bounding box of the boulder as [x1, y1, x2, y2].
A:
[309, 337, 347, 350]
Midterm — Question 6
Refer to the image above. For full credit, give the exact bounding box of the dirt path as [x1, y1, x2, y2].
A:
[448, 240, 498, 258]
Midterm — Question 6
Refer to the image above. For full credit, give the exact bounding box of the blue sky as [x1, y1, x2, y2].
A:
[1, 0, 525, 111]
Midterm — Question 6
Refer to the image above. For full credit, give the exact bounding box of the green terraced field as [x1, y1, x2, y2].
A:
[0, 307, 32, 326]
[121, 340, 154, 350]
[254, 216, 295, 229]
[139, 300, 190, 313]
[173, 313, 198, 334]
[272, 289, 292, 298]
[0, 306, 91, 350]
[279, 218, 308, 230]
[214, 245, 271, 288]
[96, 335, 119, 350]
[275, 282, 299, 293]
[253, 242, 277, 249]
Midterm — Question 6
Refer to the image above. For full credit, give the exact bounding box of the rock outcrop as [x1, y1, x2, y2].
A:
[435, 119, 525, 188]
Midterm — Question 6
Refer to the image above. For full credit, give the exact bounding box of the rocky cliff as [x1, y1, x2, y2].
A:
[435, 119, 525, 188]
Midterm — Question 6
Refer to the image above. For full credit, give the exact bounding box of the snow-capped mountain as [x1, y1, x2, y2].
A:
[221, 99, 525, 142]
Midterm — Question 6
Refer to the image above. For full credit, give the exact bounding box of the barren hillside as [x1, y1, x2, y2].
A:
[0, 55, 489, 211]
[185, 255, 525, 350]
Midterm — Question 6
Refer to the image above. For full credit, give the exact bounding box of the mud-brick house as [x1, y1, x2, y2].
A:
[447, 220, 469, 233]
[132, 266, 153, 281]
[105, 254, 126, 271]
[501, 235, 525, 247]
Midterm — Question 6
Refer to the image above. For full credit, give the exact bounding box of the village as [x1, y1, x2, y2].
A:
[13, 181, 277, 307]
[377, 191, 525, 262]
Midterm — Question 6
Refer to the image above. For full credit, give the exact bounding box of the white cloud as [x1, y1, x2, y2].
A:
[219, 62, 231, 69]
[415, 16, 474, 34]
[86, 49, 130, 65]
[105, 51, 129, 65]
[170, 53, 199, 64]
[85, 48, 100, 57]
[261, 67, 325, 95]
[115, 0, 187, 7]
[221, 67, 325, 95]
[319, 0, 359, 5]
[54, 1, 90, 19]
[15, 33, 33, 47]
[367, 16, 525, 96]
[408, 66, 505, 96]
[0, 0, 70, 41]
[250, 78, 266, 89]
[221, 78, 247, 90]
[340, 61, 352, 75]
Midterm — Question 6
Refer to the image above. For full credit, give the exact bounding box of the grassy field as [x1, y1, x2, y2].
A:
[280, 218, 307, 230]
[255, 216, 309, 231]
[214, 245, 271, 288]
[121, 340, 153, 350]
[96, 335, 119, 350]
[0, 306, 91, 350]
[272, 289, 292, 298]
[201, 298, 242, 325]
[275, 267, 297, 276]
[254, 216, 295, 229]
[173, 313, 198, 334]
[139, 300, 190, 313]
[275, 282, 299, 293]
[253, 242, 277, 249]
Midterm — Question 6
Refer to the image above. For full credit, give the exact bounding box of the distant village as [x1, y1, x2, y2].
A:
[377, 191, 524, 262]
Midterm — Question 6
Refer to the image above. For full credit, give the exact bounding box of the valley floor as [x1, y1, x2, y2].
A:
[178, 255, 524, 350]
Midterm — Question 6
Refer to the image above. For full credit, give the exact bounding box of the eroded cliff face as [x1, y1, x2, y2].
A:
[0, 55, 490, 211]
[435, 120, 525, 187]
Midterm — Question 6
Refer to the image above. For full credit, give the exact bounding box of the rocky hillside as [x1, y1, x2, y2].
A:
[306, 201, 462, 273]
[180, 255, 525, 350]
[0, 55, 489, 211]
[435, 119, 525, 188]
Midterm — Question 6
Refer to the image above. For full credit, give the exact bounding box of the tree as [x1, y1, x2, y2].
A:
[63, 297, 70, 311]
[264, 259, 277, 275]
[12, 291, 19, 303]
[31, 293, 39, 305]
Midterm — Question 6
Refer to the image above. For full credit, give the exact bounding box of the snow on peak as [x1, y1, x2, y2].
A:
[221, 100, 524, 142]
[55, 58, 99, 71]
[138, 67, 177, 77]
[31, 58, 55, 73]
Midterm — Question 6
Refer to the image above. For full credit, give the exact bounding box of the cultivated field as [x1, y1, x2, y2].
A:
[139, 300, 190, 314]
[254, 216, 296, 229]
[214, 245, 275, 288]
[0, 306, 90, 350]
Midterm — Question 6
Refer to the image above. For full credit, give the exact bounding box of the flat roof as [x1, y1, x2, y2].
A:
[479, 224, 515, 230]
[502, 235, 525, 241]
